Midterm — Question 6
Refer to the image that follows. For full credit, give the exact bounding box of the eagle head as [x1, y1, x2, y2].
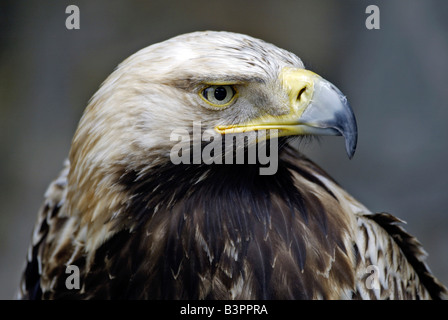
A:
[66, 31, 357, 250]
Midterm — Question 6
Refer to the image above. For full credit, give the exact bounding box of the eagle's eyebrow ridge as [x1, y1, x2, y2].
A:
[169, 75, 267, 91]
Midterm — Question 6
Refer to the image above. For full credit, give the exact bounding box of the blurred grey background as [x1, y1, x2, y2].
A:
[1, 0, 447, 299]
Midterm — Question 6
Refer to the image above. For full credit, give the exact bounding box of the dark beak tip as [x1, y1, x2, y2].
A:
[345, 134, 357, 159]
[347, 149, 356, 160]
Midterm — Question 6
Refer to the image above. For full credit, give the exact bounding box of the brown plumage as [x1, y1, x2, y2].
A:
[18, 31, 447, 300]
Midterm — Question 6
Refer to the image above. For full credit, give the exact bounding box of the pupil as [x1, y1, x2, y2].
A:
[214, 87, 227, 101]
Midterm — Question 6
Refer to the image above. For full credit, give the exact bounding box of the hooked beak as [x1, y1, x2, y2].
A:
[215, 67, 358, 158]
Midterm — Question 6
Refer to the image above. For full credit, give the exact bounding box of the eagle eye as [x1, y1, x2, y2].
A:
[201, 85, 237, 107]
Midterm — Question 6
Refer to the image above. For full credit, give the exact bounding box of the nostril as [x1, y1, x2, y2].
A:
[297, 87, 307, 101]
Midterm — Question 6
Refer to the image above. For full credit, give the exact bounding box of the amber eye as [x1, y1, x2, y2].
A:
[201, 85, 237, 106]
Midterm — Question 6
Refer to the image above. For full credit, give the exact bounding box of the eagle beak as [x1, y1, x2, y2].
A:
[215, 67, 358, 159]
[280, 67, 358, 158]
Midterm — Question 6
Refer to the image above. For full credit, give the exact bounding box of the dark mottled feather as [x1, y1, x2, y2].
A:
[367, 212, 447, 300]
[18, 146, 447, 300]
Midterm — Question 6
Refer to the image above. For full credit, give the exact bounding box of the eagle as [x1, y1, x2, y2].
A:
[19, 31, 447, 300]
